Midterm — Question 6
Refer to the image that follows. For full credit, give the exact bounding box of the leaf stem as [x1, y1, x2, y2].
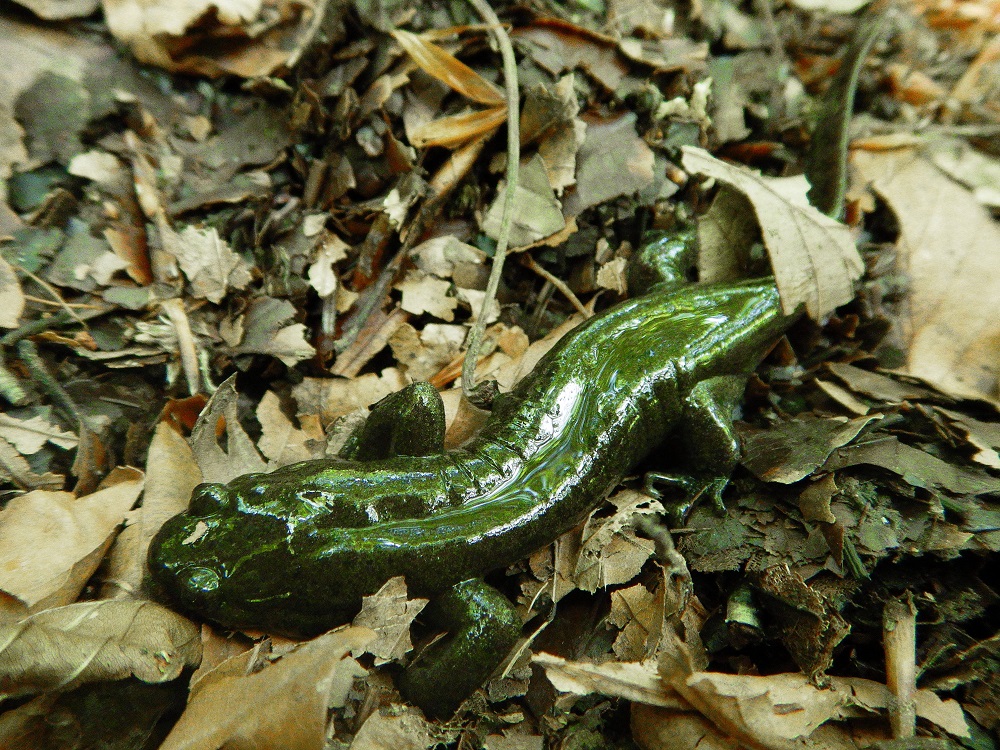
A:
[461, 0, 519, 398]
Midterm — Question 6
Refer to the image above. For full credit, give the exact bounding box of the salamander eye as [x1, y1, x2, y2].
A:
[188, 484, 231, 517]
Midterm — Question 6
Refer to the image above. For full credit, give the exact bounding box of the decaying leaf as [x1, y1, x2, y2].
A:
[350, 704, 440, 750]
[160, 224, 252, 304]
[0, 600, 201, 700]
[101, 420, 201, 600]
[231, 297, 317, 367]
[293, 368, 409, 425]
[0, 468, 144, 618]
[852, 148, 1000, 405]
[739, 414, 880, 484]
[533, 653, 685, 709]
[101, 0, 320, 77]
[0, 412, 77, 454]
[572, 490, 661, 592]
[188, 375, 269, 484]
[353, 577, 428, 666]
[563, 113, 655, 216]
[0, 256, 24, 328]
[395, 271, 459, 321]
[683, 146, 863, 319]
[482, 154, 565, 247]
[255, 390, 325, 466]
[158, 626, 375, 750]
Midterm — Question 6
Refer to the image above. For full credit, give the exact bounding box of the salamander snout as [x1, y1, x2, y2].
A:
[187, 483, 233, 517]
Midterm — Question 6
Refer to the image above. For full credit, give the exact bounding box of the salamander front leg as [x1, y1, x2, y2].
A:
[397, 578, 521, 718]
[649, 375, 748, 523]
[339, 381, 446, 461]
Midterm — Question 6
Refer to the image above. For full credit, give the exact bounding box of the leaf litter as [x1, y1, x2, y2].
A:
[0, 0, 998, 747]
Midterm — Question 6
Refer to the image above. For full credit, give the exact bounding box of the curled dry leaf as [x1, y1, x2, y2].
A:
[682, 146, 863, 320]
[0, 468, 144, 618]
[390, 30, 504, 107]
[158, 626, 375, 750]
[0, 600, 201, 700]
[532, 653, 686, 709]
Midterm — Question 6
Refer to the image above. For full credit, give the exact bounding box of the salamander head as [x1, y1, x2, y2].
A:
[147, 482, 296, 629]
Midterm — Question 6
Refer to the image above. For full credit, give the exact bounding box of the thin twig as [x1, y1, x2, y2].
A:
[521, 254, 592, 319]
[15, 339, 83, 426]
[13, 264, 87, 324]
[461, 0, 519, 398]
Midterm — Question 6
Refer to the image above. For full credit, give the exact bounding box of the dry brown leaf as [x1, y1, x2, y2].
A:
[851, 148, 1000, 405]
[0, 256, 24, 329]
[682, 146, 863, 320]
[350, 704, 439, 750]
[352, 577, 428, 666]
[483, 154, 565, 247]
[572, 490, 660, 592]
[293, 368, 409, 425]
[0, 600, 200, 700]
[395, 271, 459, 321]
[512, 23, 629, 91]
[533, 653, 687, 709]
[389, 323, 467, 381]
[563, 113, 655, 217]
[101, 0, 313, 77]
[0, 468, 144, 618]
[390, 30, 504, 107]
[160, 224, 252, 304]
[102, 421, 200, 599]
[256, 390, 325, 465]
[159, 626, 375, 750]
[0, 413, 77, 455]
[189, 375, 269, 484]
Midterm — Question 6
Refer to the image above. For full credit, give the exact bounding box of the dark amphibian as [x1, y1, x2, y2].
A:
[148, 232, 796, 717]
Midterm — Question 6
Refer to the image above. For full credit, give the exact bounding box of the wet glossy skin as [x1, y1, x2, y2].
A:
[148, 279, 790, 635]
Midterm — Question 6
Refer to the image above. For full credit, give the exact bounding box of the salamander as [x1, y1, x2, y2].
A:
[147, 232, 795, 716]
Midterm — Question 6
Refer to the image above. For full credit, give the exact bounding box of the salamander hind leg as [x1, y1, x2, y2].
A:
[339, 381, 446, 461]
[649, 375, 748, 523]
[397, 578, 521, 718]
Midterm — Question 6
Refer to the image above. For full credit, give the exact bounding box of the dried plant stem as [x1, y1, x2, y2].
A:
[521, 254, 591, 319]
[461, 0, 519, 398]
[883, 593, 917, 738]
[16, 339, 82, 426]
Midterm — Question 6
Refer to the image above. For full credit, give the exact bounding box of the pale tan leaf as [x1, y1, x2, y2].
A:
[158, 626, 375, 750]
[682, 145, 863, 319]
[0, 413, 77, 455]
[352, 577, 428, 666]
[0, 600, 200, 700]
[0, 468, 144, 615]
[161, 224, 252, 304]
[395, 271, 459, 321]
[851, 148, 1000, 405]
[482, 154, 565, 247]
[293, 368, 409, 424]
[189, 375, 269, 483]
[391, 30, 505, 106]
[102, 422, 201, 599]
[256, 390, 324, 465]
[0, 256, 25, 329]
[532, 653, 686, 709]
[350, 704, 439, 750]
